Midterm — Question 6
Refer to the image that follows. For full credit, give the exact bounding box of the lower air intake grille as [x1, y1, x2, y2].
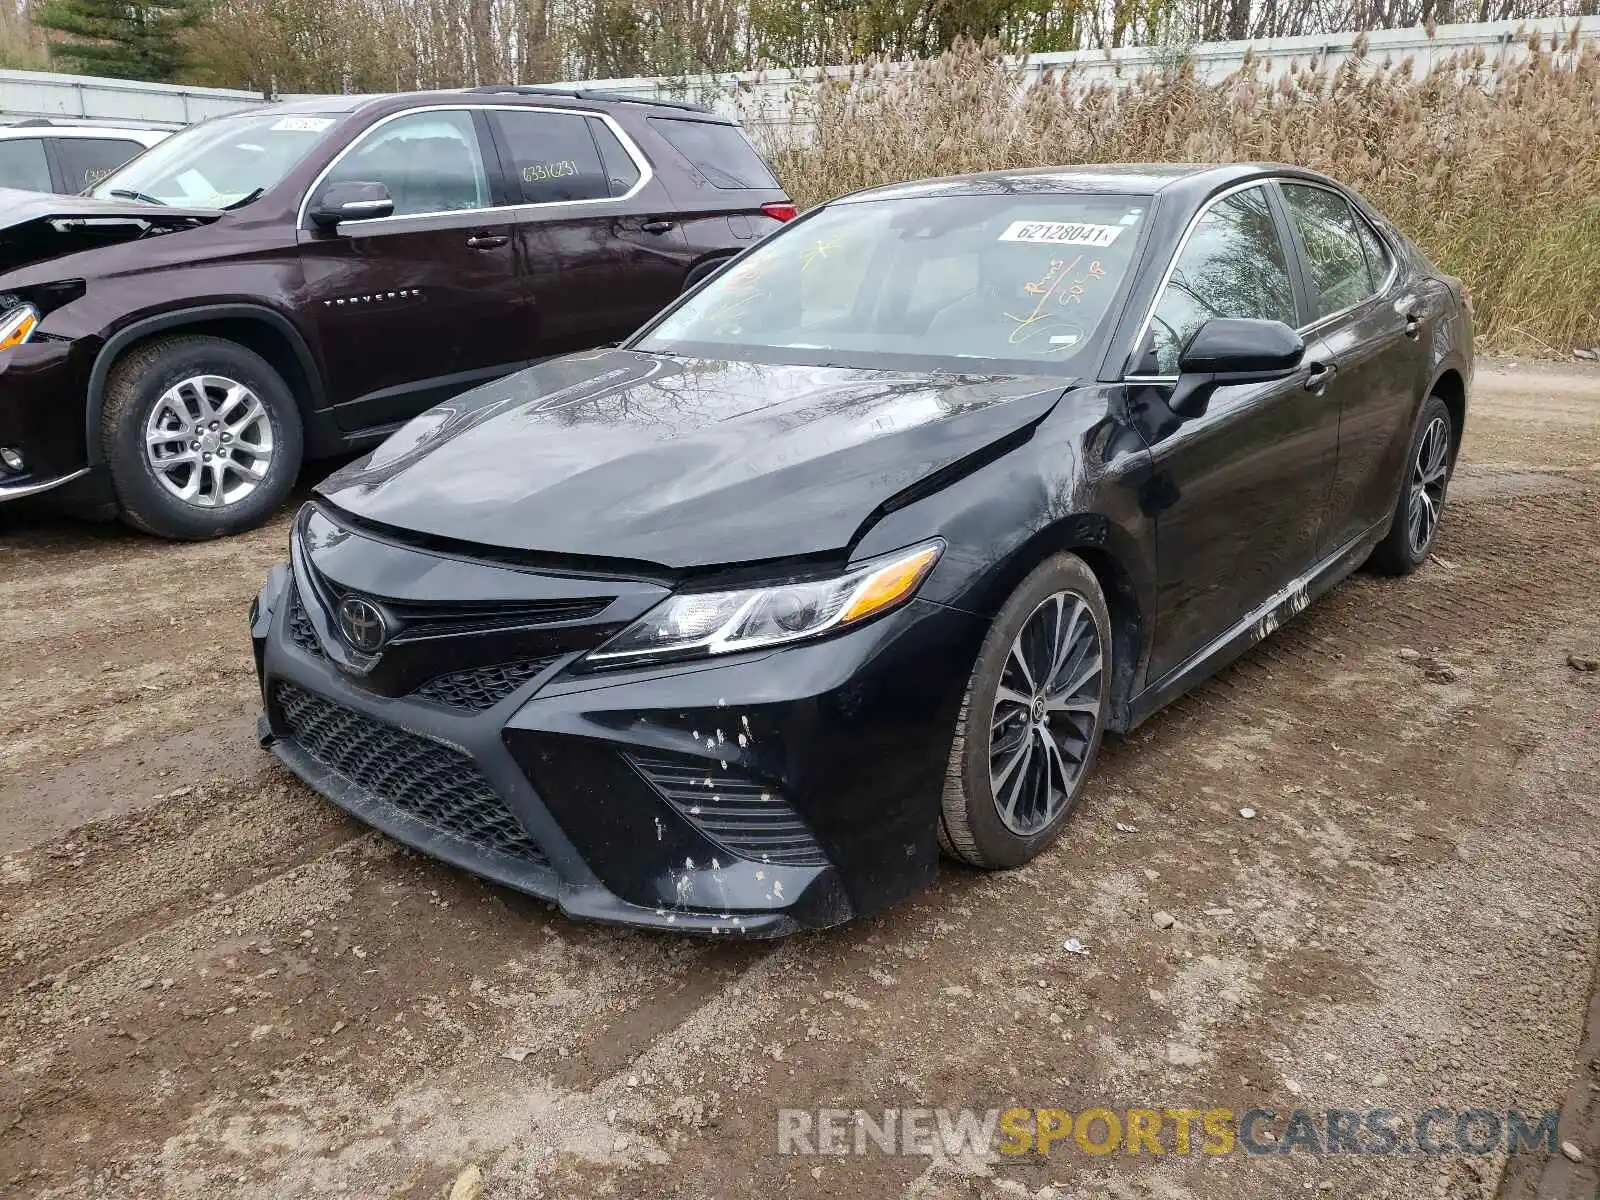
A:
[286, 588, 324, 658]
[410, 657, 558, 711]
[627, 751, 826, 866]
[274, 682, 546, 865]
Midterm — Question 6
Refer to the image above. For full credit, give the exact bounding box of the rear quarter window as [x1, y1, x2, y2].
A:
[646, 117, 779, 190]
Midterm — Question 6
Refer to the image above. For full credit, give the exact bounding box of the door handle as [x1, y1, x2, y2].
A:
[640, 220, 675, 235]
[1403, 310, 1423, 339]
[1304, 361, 1337, 395]
[466, 233, 508, 249]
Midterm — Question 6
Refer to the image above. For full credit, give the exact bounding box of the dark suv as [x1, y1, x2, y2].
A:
[0, 87, 793, 538]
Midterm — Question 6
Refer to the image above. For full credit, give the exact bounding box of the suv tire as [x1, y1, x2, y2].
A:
[939, 553, 1111, 869]
[102, 335, 303, 540]
[1366, 394, 1453, 576]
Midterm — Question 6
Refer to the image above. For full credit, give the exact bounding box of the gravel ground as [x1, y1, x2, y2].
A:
[2, 360, 1597, 1199]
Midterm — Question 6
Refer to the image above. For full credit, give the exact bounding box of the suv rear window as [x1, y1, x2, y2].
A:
[646, 118, 778, 190]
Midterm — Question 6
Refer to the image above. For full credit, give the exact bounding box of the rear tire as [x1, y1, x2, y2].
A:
[939, 553, 1112, 870]
[102, 335, 303, 540]
[1366, 394, 1453, 576]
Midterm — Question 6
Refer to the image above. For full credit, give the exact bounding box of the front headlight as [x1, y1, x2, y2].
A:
[587, 540, 943, 666]
[0, 303, 40, 352]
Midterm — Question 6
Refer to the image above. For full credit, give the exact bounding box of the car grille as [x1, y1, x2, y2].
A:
[628, 752, 827, 866]
[286, 588, 324, 659]
[274, 682, 547, 865]
[410, 657, 559, 711]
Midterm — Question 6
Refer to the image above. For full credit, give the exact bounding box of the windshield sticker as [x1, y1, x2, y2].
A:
[999, 220, 1123, 248]
[271, 116, 335, 133]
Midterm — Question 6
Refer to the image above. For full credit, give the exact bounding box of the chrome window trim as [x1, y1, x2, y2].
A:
[296, 103, 654, 231]
[1122, 175, 1399, 380]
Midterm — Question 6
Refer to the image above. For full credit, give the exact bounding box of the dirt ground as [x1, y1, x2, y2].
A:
[2, 359, 1598, 1200]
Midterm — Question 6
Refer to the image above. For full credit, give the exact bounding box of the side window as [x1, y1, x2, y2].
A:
[490, 111, 608, 205]
[1280, 183, 1379, 319]
[646, 117, 779, 189]
[1142, 186, 1296, 375]
[321, 110, 489, 218]
[1352, 208, 1393, 290]
[588, 118, 640, 197]
[55, 138, 143, 191]
[0, 138, 52, 193]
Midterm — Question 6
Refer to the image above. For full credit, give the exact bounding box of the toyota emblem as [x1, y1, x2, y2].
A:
[337, 596, 388, 653]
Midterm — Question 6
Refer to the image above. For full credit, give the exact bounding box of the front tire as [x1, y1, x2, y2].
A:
[102, 335, 304, 540]
[939, 553, 1112, 869]
[1366, 394, 1453, 576]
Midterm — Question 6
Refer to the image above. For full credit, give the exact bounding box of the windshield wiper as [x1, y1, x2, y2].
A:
[223, 188, 265, 211]
[107, 187, 166, 206]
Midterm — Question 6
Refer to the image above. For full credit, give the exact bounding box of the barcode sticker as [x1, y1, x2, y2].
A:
[998, 220, 1123, 247]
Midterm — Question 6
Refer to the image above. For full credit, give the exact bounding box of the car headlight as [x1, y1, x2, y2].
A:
[0, 303, 40, 352]
[587, 540, 943, 666]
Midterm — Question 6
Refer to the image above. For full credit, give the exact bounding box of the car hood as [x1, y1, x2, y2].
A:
[318, 349, 1072, 571]
[0, 187, 223, 276]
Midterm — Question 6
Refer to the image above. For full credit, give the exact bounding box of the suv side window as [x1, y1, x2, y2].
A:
[0, 138, 52, 192]
[588, 118, 640, 197]
[490, 110, 609, 205]
[55, 138, 144, 191]
[1280, 182, 1381, 320]
[647, 117, 778, 189]
[320, 110, 490, 218]
[1140, 185, 1297, 375]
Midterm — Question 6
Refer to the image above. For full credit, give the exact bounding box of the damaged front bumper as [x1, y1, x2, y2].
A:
[250, 532, 988, 934]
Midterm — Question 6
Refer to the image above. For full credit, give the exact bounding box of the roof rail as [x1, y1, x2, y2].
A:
[465, 84, 720, 117]
[9, 117, 56, 128]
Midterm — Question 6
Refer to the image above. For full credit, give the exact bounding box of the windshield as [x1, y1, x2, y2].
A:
[636, 193, 1149, 371]
[88, 111, 342, 208]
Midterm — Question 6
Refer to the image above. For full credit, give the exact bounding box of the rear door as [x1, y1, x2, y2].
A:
[1276, 180, 1431, 548]
[486, 107, 689, 356]
[1130, 183, 1342, 683]
[298, 107, 530, 434]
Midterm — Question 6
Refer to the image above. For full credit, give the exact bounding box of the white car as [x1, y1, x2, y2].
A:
[0, 121, 170, 195]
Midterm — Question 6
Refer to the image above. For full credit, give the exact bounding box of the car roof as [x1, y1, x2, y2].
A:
[838, 162, 1326, 203]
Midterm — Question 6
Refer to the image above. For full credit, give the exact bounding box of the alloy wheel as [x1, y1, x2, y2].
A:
[1407, 414, 1450, 556]
[145, 374, 276, 508]
[989, 590, 1103, 836]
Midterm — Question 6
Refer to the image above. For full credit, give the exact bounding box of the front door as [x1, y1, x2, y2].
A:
[1131, 183, 1342, 683]
[485, 107, 690, 357]
[298, 107, 531, 435]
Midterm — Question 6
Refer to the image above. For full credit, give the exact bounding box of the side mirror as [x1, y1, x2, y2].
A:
[1168, 318, 1304, 419]
[308, 181, 393, 229]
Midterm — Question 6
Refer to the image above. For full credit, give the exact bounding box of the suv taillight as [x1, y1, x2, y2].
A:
[761, 202, 797, 223]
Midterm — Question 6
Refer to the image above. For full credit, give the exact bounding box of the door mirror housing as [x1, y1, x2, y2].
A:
[1168, 318, 1305, 419]
[308, 181, 394, 229]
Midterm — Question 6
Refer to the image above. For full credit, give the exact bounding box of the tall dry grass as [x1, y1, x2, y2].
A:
[766, 33, 1600, 354]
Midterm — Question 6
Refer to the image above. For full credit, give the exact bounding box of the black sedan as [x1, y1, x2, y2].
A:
[250, 162, 1472, 934]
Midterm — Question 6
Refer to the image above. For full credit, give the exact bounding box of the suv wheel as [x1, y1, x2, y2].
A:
[1366, 394, 1453, 576]
[101, 335, 303, 540]
[938, 553, 1111, 869]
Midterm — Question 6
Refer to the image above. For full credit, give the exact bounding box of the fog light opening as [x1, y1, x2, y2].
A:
[0, 447, 23, 474]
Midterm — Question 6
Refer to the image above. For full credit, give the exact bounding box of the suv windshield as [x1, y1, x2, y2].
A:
[636, 193, 1148, 371]
[89, 111, 342, 208]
